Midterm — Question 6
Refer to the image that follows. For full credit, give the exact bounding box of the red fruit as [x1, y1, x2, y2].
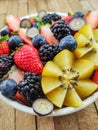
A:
[15, 92, 28, 105]
[92, 69, 98, 84]
[85, 11, 98, 29]
[8, 66, 24, 84]
[40, 25, 59, 44]
[14, 45, 43, 75]
[6, 15, 20, 31]
[18, 28, 32, 45]
[0, 41, 10, 55]
[6, 15, 32, 45]
[62, 16, 73, 24]
[29, 18, 35, 24]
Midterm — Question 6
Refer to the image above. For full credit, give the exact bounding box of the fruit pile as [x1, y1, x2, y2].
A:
[0, 10, 98, 116]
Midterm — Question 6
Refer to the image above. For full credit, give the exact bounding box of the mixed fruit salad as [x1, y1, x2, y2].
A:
[0, 10, 98, 116]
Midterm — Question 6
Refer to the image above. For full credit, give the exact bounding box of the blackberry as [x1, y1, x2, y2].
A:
[39, 44, 62, 62]
[42, 13, 61, 24]
[0, 55, 13, 78]
[18, 72, 45, 105]
[50, 20, 71, 41]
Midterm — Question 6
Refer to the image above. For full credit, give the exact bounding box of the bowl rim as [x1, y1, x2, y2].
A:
[0, 91, 98, 116]
[0, 12, 98, 116]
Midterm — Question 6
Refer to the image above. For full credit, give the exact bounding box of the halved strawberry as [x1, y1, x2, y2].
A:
[92, 69, 98, 84]
[15, 92, 28, 105]
[14, 45, 43, 75]
[40, 25, 59, 44]
[62, 16, 73, 24]
[85, 11, 98, 29]
[8, 66, 24, 84]
[18, 28, 32, 45]
[6, 15, 32, 45]
[0, 41, 10, 55]
[6, 15, 20, 31]
[29, 17, 35, 25]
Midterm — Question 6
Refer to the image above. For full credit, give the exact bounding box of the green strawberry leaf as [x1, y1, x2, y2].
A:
[0, 35, 9, 42]
[68, 12, 72, 16]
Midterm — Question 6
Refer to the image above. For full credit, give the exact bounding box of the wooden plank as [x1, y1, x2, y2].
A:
[16, 110, 36, 130]
[54, 113, 79, 130]
[0, 0, 8, 14]
[28, 0, 37, 14]
[68, 0, 84, 13]
[18, 2, 28, 17]
[0, 1, 17, 130]
[80, 0, 93, 13]
[95, 100, 98, 113]
[47, 0, 73, 13]
[7, 0, 18, 16]
[37, 116, 55, 130]
[88, 0, 98, 10]
[0, 101, 15, 130]
[0, 14, 6, 29]
[35, 0, 48, 12]
[18, 0, 28, 3]
[76, 104, 98, 130]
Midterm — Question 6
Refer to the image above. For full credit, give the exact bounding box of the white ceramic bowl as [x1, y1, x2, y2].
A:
[0, 12, 98, 116]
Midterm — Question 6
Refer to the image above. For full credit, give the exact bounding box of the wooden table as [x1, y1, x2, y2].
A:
[0, 0, 98, 130]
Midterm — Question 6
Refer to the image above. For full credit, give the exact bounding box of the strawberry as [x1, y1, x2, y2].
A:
[85, 11, 98, 29]
[40, 25, 59, 44]
[6, 15, 20, 31]
[92, 69, 98, 84]
[8, 66, 24, 84]
[18, 28, 32, 45]
[62, 16, 73, 24]
[6, 15, 32, 45]
[15, 92, 28, 105]
[0, 41, 10, 55]
[29, 17, 35, 25]
[14, 45, 43, 75]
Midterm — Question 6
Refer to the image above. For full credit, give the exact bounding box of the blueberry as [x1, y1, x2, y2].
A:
[8, 35, 23, 50]
[0, 79, 17, 98]
[59, 35, 77, 52]
[33, 22, 39, 29]
[32, 34, 46, 49]
[74, 11, 84, 18]
[0, 28, 10, 36]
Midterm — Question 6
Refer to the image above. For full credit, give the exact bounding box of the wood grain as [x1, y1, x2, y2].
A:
[76, 104, 98, 130]
[0, 101, 15, 130]
[0, 1, 98, 130]
[37, 116, 55, 130]
[16, 110, 36, 130]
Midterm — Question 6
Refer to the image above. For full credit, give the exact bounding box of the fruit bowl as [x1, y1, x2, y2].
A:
[0, 91, 98, 116]
[0, 12, 98, 116]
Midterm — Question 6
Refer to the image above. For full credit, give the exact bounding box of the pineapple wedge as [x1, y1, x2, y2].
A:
[41, 50, 98, 108]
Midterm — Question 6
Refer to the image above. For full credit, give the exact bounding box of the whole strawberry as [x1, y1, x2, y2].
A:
[14, 45, 43, 75]
[0, 41, 10, 56]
